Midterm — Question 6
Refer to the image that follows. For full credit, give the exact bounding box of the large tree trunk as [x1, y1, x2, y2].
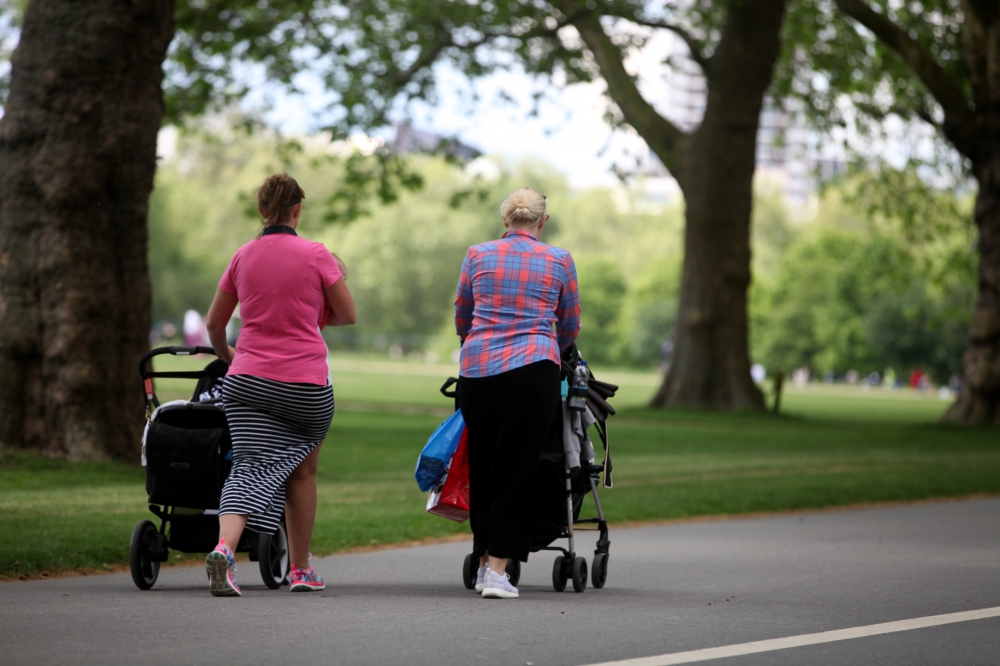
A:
[0, 1, 174, 461]
[943, 5, 999, 425]
[944, 153, 1000, 424]
[649, 1, 784, 410]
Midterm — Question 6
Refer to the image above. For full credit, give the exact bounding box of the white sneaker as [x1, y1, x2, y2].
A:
[474, 565, 488, 592]
[481, 569, 519, 599]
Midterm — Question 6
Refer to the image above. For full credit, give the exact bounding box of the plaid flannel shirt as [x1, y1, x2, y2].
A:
[455, 229, 581, 378]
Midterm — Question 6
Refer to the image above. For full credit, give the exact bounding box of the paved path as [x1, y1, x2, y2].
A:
[2, 498, 998, 665]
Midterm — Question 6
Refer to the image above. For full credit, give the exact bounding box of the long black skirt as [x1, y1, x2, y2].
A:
[458, 360, 561, 562]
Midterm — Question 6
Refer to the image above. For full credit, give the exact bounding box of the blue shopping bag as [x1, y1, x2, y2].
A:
[414, 409, 465, 491]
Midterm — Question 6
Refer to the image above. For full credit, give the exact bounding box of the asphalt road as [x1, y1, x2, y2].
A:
[2, 498, 998, 666]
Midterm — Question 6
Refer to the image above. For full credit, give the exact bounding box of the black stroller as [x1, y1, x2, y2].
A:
[447, 346, 617, 593]
[128, 345, 289, 591]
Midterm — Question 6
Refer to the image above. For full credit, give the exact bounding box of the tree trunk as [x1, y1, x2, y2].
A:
[941, 6, 1000, 425]
[0, 1, 174, 461]
[649, 1, 785, 410]
[944, 151, 1000, 424]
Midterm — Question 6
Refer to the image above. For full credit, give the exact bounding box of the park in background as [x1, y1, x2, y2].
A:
[3, 354, 997, 580]
[0, 1, 996, 463]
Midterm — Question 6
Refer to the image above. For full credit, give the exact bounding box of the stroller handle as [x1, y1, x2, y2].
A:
[140, 346, 218, 380]
[440, 377, 459, 399]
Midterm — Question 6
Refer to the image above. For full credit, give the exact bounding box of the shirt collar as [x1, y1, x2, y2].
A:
[260, 225, 298, 236]
[502, 229, 538, 241]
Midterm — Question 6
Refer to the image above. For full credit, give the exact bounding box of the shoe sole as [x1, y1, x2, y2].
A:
[481, 587, 518, 599]
[289, 582, 326, 592]
[206, 551, 241, 597]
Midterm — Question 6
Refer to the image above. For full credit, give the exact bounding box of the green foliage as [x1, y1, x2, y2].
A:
[149, 129, 689, 364]
[167, 2, 339, 124]
[616, 260, 681, 366]
[752, 183, 800, 277]
[148, 130, 294, 323]
[575, 259, 627, 364]
[751, 171, 976, 382]
[775, 0, 967, 146]
[150, 130, 974, 379]
[317, 160, 496, 344]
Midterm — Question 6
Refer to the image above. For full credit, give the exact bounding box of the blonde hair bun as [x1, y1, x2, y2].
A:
[500, 187, 546, 226]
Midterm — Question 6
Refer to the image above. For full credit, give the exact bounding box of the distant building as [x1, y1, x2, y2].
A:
[394, 124, 481, 162]
[625, 33, 846, 210]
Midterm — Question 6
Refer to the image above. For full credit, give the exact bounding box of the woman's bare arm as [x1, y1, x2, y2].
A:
[205, 287, 239, 363]
[323, 277, 356, 326]
[330, 252, 348, 278]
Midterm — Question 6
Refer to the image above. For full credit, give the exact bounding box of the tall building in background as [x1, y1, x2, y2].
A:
[630, 33, 844, 210]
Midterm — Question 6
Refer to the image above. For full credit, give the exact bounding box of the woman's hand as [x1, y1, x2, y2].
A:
[331, 252, 348, 279]
[219, 344, 237, 365]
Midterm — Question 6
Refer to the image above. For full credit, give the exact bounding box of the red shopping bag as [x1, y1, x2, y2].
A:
[425, 427, 470, 522]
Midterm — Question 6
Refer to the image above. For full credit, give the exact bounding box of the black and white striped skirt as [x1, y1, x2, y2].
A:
[220, 374, 335, 535]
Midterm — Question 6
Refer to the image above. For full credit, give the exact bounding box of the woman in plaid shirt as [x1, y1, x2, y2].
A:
[455, 187, 581, 599]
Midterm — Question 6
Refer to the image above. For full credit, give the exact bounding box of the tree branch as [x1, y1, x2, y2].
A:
[609, 14, 711, 74]
[567, 9, 688, 177]
[389, 33, 490, 87]
[962, 0, 999, 25]
[834, 0, 977, 157]
[855, 101, 937, 128]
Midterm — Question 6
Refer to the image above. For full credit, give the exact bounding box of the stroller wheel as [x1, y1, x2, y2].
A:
[462, 553, 477, 590]
[552, 555, 568, 592]
[592, 552, 608, 589]
[258, 523, 289, 589]
[505, 558, 521, 587]
[129, 520, 160, 590]
[571, 556, 588, 593]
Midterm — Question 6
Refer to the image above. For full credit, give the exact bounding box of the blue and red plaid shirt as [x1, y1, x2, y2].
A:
[455, 229, 581, 378]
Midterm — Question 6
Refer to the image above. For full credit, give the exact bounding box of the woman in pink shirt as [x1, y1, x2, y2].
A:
[203, 173, 356, 597]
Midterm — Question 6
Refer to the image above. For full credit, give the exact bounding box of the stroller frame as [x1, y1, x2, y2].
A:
[536, 462, 611, 593]
[129, 345, 289, 591]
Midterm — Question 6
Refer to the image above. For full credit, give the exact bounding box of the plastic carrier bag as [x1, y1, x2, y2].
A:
[414, 409, 465, 492]
[426, 428, 470, 522]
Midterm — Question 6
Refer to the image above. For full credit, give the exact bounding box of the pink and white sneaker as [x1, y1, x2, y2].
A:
[206, 539, 241, 597]
[288, 564, 325, 592]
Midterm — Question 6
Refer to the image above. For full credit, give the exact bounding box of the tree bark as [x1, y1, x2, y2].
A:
[831, 2, 999, 426]
[0, 1, 174, 460]
[570, 1, 783, 411]
[944, 146, 1000, 424]
[649, 1, 785, 410]
[943, 6, 1000, 424]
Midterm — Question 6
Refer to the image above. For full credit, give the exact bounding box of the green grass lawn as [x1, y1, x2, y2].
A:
[1, 354, 993, 579]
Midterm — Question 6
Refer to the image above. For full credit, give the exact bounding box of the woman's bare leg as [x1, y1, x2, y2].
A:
[218, 513, 247, 549]
[488, 555, 508, 577]
[286, 442, 322, 569]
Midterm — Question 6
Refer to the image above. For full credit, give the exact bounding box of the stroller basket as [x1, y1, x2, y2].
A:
[144, 409, 227, 510]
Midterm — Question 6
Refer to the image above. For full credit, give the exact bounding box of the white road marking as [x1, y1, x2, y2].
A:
[580, 606, 1000, 666]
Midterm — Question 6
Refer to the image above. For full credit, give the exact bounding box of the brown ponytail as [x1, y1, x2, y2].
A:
[256, 173, 305, 227]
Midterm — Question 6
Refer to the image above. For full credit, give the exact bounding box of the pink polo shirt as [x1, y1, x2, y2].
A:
[219, 232, 342, 386]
